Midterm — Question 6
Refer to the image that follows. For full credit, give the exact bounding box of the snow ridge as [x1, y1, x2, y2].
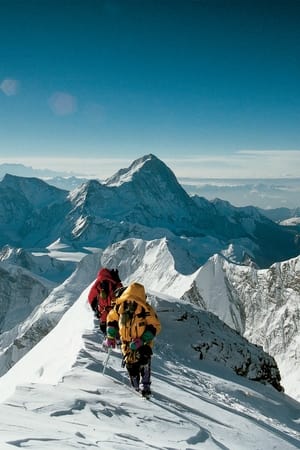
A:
[0, 288, 299, 449]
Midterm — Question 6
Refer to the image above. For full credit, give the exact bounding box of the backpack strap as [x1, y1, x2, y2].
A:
[136, 306, 150, 319]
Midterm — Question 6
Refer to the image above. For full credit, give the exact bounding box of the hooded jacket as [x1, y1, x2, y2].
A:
[88, 268, 122, 323]
[106, 282, 161, 353]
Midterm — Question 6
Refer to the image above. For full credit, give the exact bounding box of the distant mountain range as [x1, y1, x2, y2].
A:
[2, 161, 300, 213]
[258, 206, 300, 223]
[181, 177, 300, 210]
[0, 154, 299, 268]
[0, 163, 75, 179]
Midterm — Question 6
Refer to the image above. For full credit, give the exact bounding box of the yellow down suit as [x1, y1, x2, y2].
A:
[106, 282, 161, 361]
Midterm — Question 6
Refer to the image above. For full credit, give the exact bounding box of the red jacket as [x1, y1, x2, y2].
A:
[88, 268, 122, 323]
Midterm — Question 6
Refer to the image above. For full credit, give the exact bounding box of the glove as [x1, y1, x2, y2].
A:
[106, 326, 117, 339]
[142, 330, 154, 343]
[103, 337, 116, 348]
[129, 338, 143, 351]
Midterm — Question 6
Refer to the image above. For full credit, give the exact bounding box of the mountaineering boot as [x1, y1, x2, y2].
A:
[141, 385, 151, 398]
[140, 361, 151, 393]
[130, 375, 140, 391]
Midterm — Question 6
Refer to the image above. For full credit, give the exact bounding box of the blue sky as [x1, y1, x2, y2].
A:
[1, 0, 300, 178]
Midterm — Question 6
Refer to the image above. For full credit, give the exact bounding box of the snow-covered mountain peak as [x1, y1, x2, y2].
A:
[104, 153, 161, 186]
[0, 173, 67, 209]
[66, 154, 204, 236]
[104, 154, 190, 205]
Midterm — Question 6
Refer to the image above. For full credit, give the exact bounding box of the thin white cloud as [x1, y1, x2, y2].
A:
[1, 150, 300, 180]
[0, 78, 20, 96]
[238, 149, 300, 155]
[165, 150, 300, 178]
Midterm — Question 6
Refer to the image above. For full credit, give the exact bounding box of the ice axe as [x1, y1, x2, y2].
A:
[102, 347, 112, 375]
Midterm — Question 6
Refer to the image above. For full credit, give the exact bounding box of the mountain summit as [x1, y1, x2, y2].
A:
[105, 154, 179, 187]
[103, 154, 204, 234]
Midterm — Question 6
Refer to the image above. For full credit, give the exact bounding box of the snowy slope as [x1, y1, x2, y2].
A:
[0, 174, 70, 248]
[0, 262, 54, 333]
[0, 245, 75, 283]
[2, 235, 299, 401]
[95, 238, 300, 401]
[183, 254, 300, 401]
[0, 290, 299, 450]
[0, 251, 102, 377]
[281, 217, 300, 226]
[0, 241, 280, 384]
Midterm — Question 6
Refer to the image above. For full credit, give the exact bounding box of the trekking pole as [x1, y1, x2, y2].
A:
[102, 347, 112, 375]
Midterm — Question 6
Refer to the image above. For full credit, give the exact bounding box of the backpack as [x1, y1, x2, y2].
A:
[88, 268, 122, 324]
